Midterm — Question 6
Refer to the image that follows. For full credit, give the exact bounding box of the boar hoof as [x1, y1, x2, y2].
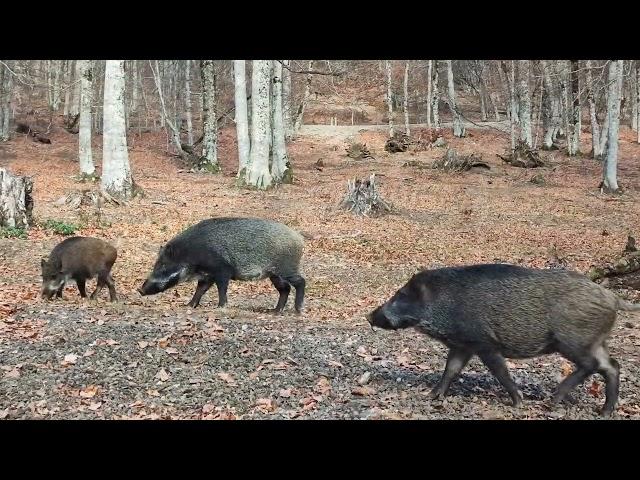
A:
[600, 406, 615, 418]
[428, 388, 443, 400]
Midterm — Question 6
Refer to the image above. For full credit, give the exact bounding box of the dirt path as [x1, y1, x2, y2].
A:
[299, 121, 510, 141]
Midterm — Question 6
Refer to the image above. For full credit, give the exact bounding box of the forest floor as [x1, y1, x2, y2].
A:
[1, 122, 640, 420]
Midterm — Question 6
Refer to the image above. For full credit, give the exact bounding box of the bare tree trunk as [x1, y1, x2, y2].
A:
[101, 60, 135, 200]
[70, 60, 81, 117]
[431, 60, 440, 129]
[0, 61, 13, 141]
[78, 60, 95, 177]
[599, 61, 615, 159]
[636, 60, 640, 144]
[184, 60, 194, 147]
[234, 60, 251, 176]
[242, 60, 272, 189]
[585, 60, 601, 157]
[567, 60, 581, 155]
[130, 60, 139, 121]
[403, 61, 410, 136]
[426, 60, 432, 129]
[386, 60, 394, 137]
[559, 61, 570, 140]
[446, 60, 465, 138]
[282, 60, 293, 140]
[270, 61, 292, 184]
[603, 60, 624, 193]
[501, 61, 516, 151]
[150, 60, 191, 164]
[293, 60, 314, 133]
[540, 60, 560, 149]
[0, 168, 33, 228]
[63, 60, 72, 117]
[200, 60, 219, 172]
[516, 60, 532, 146]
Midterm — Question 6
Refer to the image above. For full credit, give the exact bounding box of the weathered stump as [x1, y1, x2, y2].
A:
[338, 174, 392, 217]
[432, 149, 490, 173]
[497, 140, 545, 168]
[345, 142, 374, 160]
[0, 168, 34, 228]
[384, 133, 409, 153]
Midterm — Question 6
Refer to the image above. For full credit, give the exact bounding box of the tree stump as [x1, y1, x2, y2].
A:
[432, 149, 490, 173]
[345, 142, 374, 160]
[0, 168, 34, 228]
[497, 140, 545, 168]
[338, 174, 392, 217]
[384, 133, 409, 153]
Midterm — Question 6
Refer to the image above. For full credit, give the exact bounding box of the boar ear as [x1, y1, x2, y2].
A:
[41, 258, 48, 269]
[163, 243, 174, 257]
[416, 283, 434, 303]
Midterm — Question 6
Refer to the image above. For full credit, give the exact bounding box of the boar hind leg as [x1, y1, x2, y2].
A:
[270, 275, 291, 313]
[76, 278, 87, 298]
[552, 350, 596, 406]
[215, 277, 230, 308]
[593, 344, 620, 417]
[105, 274, 117, 302]
[430, 348, 473, 400]
[284, 274, 305, 314]
[187, 279, 213, 308]
[478, 351, 523, 407]
[56, 285, 64, 299]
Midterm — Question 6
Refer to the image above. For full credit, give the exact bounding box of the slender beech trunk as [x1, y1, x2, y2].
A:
[602, 60, 624, 193]
[403, 61, 410, 136]
[234, 60, 251, 176]
[270, 61, 291, 184]
[200, 60, 219, 171]
[426, 60, 433, 129]
[446, 60, 465, 137]
[385, 60, 394, 137]
[101, 60, 134, 199]
[243, 60, 272, 189]
[78, 60, 95, 177]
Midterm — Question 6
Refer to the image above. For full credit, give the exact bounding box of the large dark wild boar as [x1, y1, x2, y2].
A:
[138, 217, 306, 313]
[41, 237, 117, 301]
[367, 264, 640, 417]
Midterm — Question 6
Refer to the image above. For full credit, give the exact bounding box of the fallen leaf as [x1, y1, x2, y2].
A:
[83, 349, 95, 357]
[561, 362, 573, 377]
[255, 398, 276, 412]
[328, 360, 344, 368]
[155, 369, 170, 381]
[217, 372, 236, 385]
[352, 386, 375, 396]
[202, 403, 216, 414]
[279, 388, 292, 398]
[314, 376, 332, 395]
[0, 409, 8, 419]
[357, 371, 371, 385]
[396, 355, 411, 367]
[588, 380, 602, 397]
[165, 347, 179, 355]
[138, 341, 149, 349]
[80, 385, 99, 398]
[88, 402, 102, 411]
[5, 368, 20, 379]
[129, 400, 145, 408]
[61, 353, 78, 366]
